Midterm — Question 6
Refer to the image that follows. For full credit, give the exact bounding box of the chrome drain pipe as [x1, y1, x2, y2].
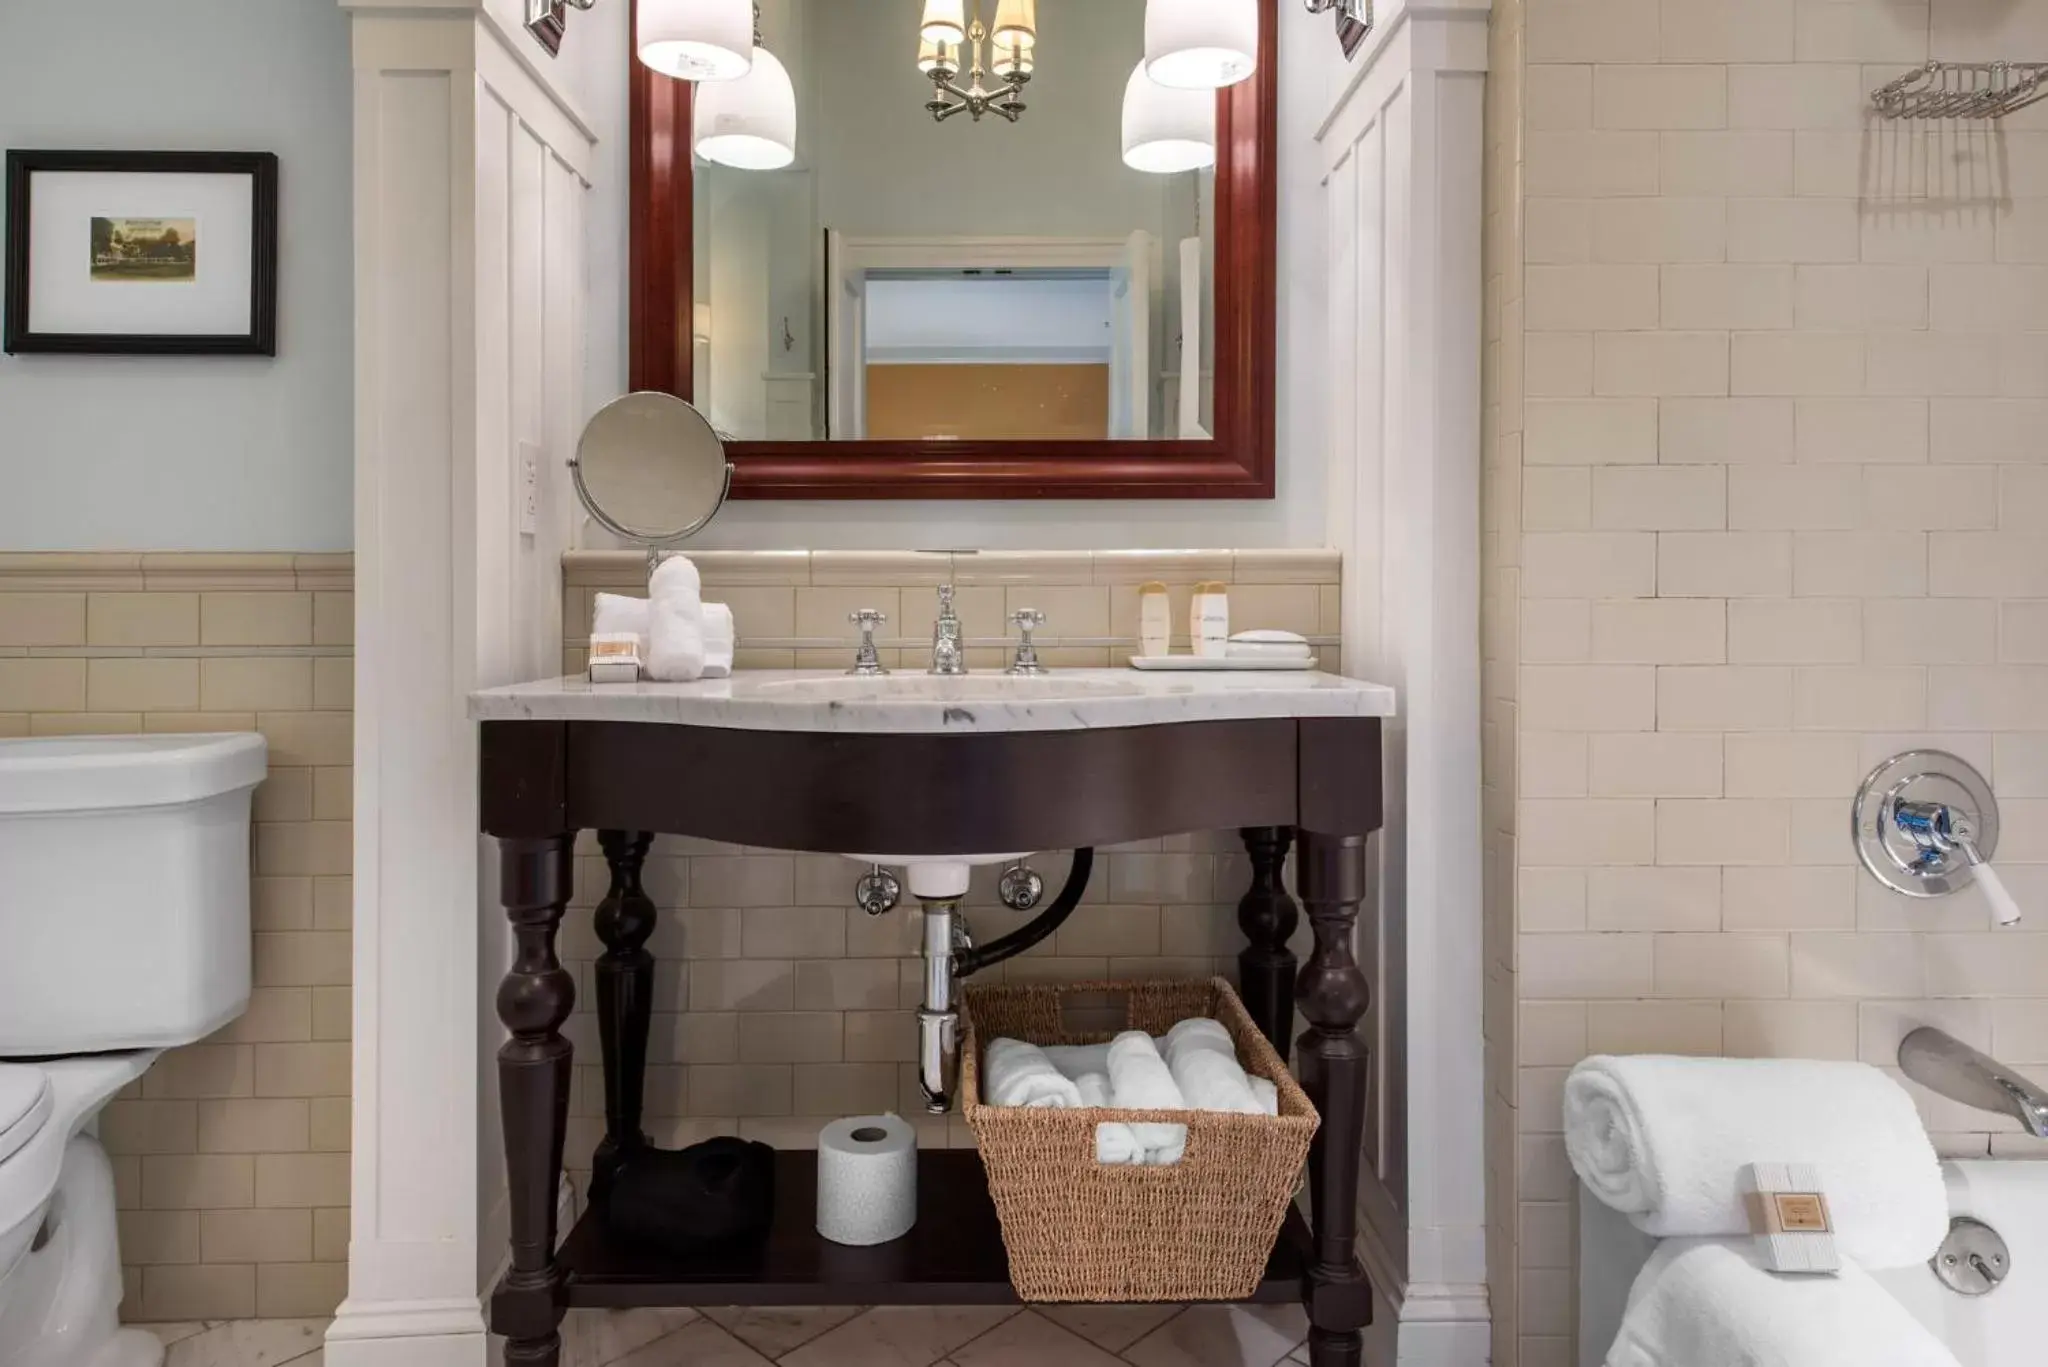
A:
[915, 896, 962, 1113]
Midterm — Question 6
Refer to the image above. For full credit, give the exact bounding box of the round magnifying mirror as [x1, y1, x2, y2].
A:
[571, 392, 733, 550]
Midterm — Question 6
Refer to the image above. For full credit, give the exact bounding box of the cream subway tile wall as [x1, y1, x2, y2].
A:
[1482, 1, 2048, 1361]
[0, 554, 352, 1322]
[556, 548, 1337, 1160]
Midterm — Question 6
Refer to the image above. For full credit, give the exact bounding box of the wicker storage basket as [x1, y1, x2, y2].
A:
[960, 977, 1319, 1303]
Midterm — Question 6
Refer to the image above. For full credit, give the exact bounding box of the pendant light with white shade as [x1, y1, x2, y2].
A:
[921, 0, 968, 45]
[693, 4, 798, 171]
[1121, 62, 1216, 174]
[636, 0, 755, 81]
[1144, 0, 1258, 91]
[695, 44, 798, 169]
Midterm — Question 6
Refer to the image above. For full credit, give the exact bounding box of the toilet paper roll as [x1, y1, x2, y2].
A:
[817, 1113, 918, 1247]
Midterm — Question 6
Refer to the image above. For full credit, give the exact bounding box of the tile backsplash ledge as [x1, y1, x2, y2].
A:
[562, 550, 1345, 674]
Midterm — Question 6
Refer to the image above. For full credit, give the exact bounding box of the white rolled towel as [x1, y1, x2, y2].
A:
[1041, 1043, 1113, 1078]
[645, 555, 708, 682]
[983, 1038, 1084, 1110]
[646, 599, 707, 682]
[1107, 1030, 1188, 1165]
[702, 602, 736, 680]
[1564, 1055, 1948, 1270]
[1075, 1072, 1145, 1165]
[593, 592, 650, 642]
[1250, 1076, 1279, 1116]
[1161, 1019, 1263, 1115]
[1605, 1238, 1962, 1367]
[649, 553, 702, 600]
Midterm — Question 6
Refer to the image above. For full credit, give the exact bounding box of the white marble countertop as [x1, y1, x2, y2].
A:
[469, 669, 1397, 734]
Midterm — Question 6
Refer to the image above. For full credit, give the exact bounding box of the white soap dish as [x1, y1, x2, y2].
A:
[1128, 655, 1319, 672]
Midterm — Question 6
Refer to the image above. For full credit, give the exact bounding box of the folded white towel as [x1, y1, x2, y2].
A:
[1565, 1056, 1948, 1270]
[984, 1038, 1084, 1109]
[1107, 1030, 1187, 1165]
[1161, 1019, 1263, 1116]
[1250, 1076, 1279, 1116]
[1605, 1238, 1961, 1367]
[702, 602, 736, 680]
[593, 593, 651, 641]
[1076, 1072, 1145, 1165]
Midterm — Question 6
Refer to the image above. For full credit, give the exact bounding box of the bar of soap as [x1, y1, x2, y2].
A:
[1741, 1161, 1840, 1275]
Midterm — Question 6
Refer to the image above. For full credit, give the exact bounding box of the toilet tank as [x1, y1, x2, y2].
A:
[0, 733, 267, 1054]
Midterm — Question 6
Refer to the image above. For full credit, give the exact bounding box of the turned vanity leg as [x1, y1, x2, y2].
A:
[1236, 826, 1300, 1059]
[1294, 830, 1375, 1367]
[491, 834, 577, 1367]
[592, 830, 657, 1192]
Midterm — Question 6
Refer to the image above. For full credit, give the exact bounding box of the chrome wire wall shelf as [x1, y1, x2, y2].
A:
[1872, 61, 2048, 120]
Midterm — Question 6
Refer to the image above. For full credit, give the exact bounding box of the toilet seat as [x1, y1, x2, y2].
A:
[0, 1068, 50, 1169]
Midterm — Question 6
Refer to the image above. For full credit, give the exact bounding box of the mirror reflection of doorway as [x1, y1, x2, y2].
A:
[823, 232, 1160, 442]
[856, 268, 1141, 441]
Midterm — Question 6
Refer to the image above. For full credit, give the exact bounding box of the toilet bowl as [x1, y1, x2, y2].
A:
[0, 734, 265, 1367]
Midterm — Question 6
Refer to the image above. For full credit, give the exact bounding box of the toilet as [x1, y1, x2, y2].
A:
[0, 734, 266, 1367]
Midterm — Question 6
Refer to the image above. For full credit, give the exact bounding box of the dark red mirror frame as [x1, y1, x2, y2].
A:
[628, 1, 1277, 500]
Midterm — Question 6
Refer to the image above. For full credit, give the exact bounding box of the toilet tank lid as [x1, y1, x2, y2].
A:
[0, 1066, 51, 1167]
[0, 733, 268, 815]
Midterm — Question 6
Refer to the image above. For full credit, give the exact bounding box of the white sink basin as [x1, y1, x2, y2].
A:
[754, 674, 1145, 703]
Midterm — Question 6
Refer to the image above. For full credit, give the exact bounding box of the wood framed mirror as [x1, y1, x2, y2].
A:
[630, 0, 1276, 499]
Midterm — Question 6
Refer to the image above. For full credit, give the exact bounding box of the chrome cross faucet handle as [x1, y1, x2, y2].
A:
[930, 585, 967, 676]
[847, 609, 889, 676]
[1006, 609, 1048, 675]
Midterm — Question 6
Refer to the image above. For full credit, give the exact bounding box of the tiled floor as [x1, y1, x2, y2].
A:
[141, 1304, 1314, 1367]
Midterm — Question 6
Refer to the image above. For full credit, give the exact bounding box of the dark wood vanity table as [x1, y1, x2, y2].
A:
[476, 675, 1388, 1367]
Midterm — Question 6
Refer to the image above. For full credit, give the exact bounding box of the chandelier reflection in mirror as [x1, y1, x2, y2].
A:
[919, 0, 1037, 123]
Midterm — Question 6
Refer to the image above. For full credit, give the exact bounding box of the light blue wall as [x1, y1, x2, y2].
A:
[0, 0, 353, 552]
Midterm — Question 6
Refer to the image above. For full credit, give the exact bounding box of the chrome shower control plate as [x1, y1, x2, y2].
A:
[1853, 750, 1999, 899]
[1932, 1217, 2009, 1297]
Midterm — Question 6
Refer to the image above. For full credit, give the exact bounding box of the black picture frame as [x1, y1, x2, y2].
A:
[4, 149, 279, 357]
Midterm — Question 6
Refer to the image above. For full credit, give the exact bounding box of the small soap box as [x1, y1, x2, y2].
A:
[588, 632, 643, 685]
[1741, 1162, 1839, 1274]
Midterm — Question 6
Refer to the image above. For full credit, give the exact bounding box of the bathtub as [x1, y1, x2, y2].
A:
[1579, 1162, 2048, 1366]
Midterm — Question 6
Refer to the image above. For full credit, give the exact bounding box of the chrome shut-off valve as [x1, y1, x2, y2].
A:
[1854, 751, 2022, 927]
[853, 864, 901, 917]
[998, 860, 1044, 911]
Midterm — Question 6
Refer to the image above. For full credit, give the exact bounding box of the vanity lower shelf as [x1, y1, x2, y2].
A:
[556, 1149, 1312, 1308]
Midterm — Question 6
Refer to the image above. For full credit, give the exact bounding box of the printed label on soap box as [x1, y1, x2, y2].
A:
[1741, 1162, 1840, 1275]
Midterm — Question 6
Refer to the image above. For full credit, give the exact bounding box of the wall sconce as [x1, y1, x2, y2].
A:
[1304, 0, 1373, 58]
[526, 0, 598, 56]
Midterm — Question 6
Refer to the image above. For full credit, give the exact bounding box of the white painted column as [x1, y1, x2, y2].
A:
[1315, 4, 1491, 1364]
[331, 7, 593, 1367]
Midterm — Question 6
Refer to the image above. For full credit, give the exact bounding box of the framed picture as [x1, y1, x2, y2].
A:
[4, 150, 278, 356]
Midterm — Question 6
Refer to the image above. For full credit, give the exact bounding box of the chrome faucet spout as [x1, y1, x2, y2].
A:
[930, 584, 968, 676]
[1899, 1027, 2048, 1139]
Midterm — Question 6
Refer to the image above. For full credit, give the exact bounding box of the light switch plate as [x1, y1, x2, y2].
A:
[518, 441, 541, 537]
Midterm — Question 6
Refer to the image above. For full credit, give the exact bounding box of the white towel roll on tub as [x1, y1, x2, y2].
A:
[1605, 1237, 1963, 1367]
[1564, 1055, 1948, 1269]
